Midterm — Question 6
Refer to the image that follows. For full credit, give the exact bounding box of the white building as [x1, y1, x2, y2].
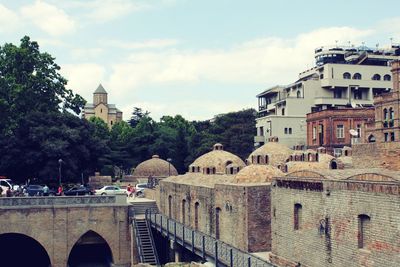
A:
[255, 44, 400, 148]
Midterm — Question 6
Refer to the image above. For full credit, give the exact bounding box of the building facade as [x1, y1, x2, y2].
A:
[255, 45, 400, 148]
[83, 84, 123, 128]
[306, 107, 375, 155]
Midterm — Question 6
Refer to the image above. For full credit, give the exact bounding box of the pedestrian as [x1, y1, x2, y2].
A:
[127, 184, 132, 198]
[0, 186, 3, 197]
[6, 188, 12, 197]
[57, 185, 63, 196]
[43, 185, 49, 196]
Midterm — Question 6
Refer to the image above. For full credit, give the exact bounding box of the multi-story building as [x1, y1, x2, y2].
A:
[83, 84, 123, 128]
[255, 44, 400, 148]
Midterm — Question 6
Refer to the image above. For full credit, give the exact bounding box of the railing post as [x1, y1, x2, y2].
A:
[214, 241, 218, 267]
[247, 256, 251, 267]
[230, 248, 233, 267]
[202, 236, 205, 260]
[191, 230, 195, 253]
[174, 221, 177, 243]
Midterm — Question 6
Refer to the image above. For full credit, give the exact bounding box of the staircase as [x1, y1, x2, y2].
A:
[131, 200, 160, 266]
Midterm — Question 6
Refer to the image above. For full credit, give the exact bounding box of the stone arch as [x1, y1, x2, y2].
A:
[345, 173, 399, 182]
[330, 159, 338, 169]
[368, 134, 376, 143]
[0, 232, 51, 267]
[68, 230, 113, 267]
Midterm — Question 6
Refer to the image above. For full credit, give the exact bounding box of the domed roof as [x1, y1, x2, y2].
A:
[189, 144, 245, 174]
[132, 155, 178, 178]
[285, 153, 335, 172]
[247, 142, 293, 166]
[234, 165, 283, 184]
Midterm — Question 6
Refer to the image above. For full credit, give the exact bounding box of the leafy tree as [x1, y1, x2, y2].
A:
[128, 107, 150, 128]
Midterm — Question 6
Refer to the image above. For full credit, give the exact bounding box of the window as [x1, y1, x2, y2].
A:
[110, 121, 113, 125]
[284, 128, 288, 134]
[265, 155, 269, 164]
[259, 126, 264, 136]
[389, 108, 394, 127]
[289, 128, 292, 134]
[354, 89, 362, 100]
[334, 88, 342, 99]
[384, 74, 391, 81]
[356, 124, 361, 138]
[282, 108, 285, 116]
[343, 72, 351, 79]
[353, 73, 362, 80]
[100, 108, 102, 113]
[312, 127, 317, 140]
[257, 155, 262, 164]
[358, 214, 370, 249]
[194, 202, 200, 230]
[182, 199, 186, 224]
[391, 132, 395, 141]
[384, 133, 389, 142]
[320, 74, 324, 79]
[294, 203, 302, 230]
[215, 207, 221, 239]
[336, 125, 344, 138]
[168, 195, 172, 218]
[372, 74, 381, 80]
[297, 90, 301, 98]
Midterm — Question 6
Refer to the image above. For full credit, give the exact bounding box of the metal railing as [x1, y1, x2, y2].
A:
[0, 195, 116, 207]
[147, 211, 275, 267]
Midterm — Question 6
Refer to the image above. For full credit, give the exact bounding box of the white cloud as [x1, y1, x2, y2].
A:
[103, 39, 179, 50]
[60, 63, 106, 100]
[20, 1, 76, 36]
[70, 48, 104, 60]
[0, 4, 21, 32]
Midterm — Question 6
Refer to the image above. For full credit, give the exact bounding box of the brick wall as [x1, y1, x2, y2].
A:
[352, 142, 400, 170]
[271, 178, 400, 267]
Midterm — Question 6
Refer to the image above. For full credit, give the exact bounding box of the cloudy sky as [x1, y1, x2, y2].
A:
[1, 0, 400, 121]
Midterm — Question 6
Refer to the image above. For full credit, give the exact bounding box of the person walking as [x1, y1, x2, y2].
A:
[43, 185, 49, 196]
[57, 185, 63, 196]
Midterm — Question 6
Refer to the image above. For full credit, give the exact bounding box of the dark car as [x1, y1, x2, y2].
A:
[64, 186, 94, 196]
[26, 185, 56, 196]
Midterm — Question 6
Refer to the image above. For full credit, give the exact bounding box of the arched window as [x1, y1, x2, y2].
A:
[372, 74, 381, 80]
[353, 73, 362, 80]
[282, 108, 285, 116]
[212, 167, 216, 174]
[297, 90, 301, 98]
[168, 195, 173, 218]
[383, 108, 388, 120]
[191, 166, 195, 172]
[384, 74, 391, 81]
[257, 155, 262, 164]
[368, 135, 376, 143]
[389, 107, 394, 120]
[194, 202, 200, 230]
[215, 207, 221, 239]
[358, 214, 371, 249]
[315, 153, 319, 162]
[343, 72, 351, 79]
[308, 153, 312, 162]
[284, 164, 288, 173]
[294, 203, 302, 230]
[330, 160, 337, 169]
[265, 155, 269, 164]
[182, 199, 186, 224]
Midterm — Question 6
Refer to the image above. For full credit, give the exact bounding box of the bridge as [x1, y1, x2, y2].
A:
[0, 196, 132, 267]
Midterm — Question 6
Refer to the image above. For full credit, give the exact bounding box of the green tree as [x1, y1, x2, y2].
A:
[128, 107, 150, 128]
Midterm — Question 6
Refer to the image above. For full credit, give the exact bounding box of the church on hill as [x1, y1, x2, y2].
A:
[83, 84, 123, 128]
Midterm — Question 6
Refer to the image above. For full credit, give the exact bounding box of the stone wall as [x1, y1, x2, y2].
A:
[352, 142, 400, 170]
[0, 204, 132, 267]
[271, 178, 400, 267]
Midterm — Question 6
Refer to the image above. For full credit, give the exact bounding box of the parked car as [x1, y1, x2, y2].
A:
[95, 186, 126, 196]
[25, 185, 55, 196]
[0, 178, 14, 196]
[135, 183, 148, 197]
[64, 186, 94, 196]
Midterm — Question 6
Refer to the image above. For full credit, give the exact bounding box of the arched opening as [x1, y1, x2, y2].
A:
[368, 135, 376, 143]
[330, 160, 337, 170]
[372, 74, 381, 80]
[282, 108, 285, 116]
[168, 195, 172, 218]
[182, 199, 186, 224]
[0, 233, 51, 267]
[297, 90, 301, 98]
[308, 153, 312, 162]
[68, 231, 113, 267]
[384, 74, 391, 81]
[215, 207, 221, 239]
[212, 167, 216, 174]
[265, 155, 269, 164]
[358, 214, 371, 249]
[353, 73, 362, 80]
[343, 72, 351, 79]
[315, 153, 319, 162]
[294, 203, 302, 230]
[256, 155, 262, 164]
[194, 202, 200, 230]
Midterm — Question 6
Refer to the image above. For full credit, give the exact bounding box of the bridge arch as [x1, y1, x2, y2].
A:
[68, 230, 114, 267]
[0, 232, 51, 267]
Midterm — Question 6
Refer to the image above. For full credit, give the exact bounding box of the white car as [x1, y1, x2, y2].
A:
[95, 185, 126, 196]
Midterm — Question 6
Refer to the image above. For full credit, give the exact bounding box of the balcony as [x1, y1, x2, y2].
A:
[314, 97, 349, 106]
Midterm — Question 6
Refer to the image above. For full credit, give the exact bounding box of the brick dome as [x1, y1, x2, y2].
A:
[189, 144, 245, 175]
[234, 165, 283, 183]
[132, 155, 178, 178]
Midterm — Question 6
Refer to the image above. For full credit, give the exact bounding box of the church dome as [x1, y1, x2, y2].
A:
[189, 144, 245, 175]
[247, 142, 293, 166]
[234, 165, 283, 183]
[132, 155, 178, 178]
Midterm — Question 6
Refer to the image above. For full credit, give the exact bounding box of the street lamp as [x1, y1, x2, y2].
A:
[167, 158, 172, 176]
[58, 159, 63, 186]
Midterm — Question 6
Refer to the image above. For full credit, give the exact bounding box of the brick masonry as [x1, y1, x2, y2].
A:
[270, 177, 400, 267]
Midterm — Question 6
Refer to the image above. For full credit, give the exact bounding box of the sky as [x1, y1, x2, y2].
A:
[1, 0, 400, 121]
